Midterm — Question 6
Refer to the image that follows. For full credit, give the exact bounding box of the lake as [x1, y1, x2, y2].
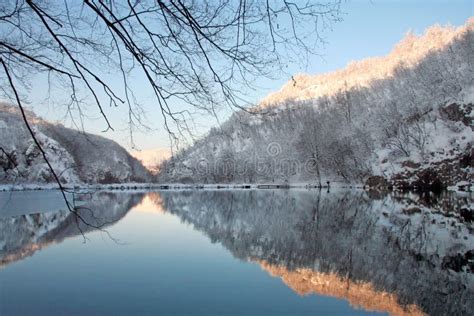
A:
[0, 189, 472, 315]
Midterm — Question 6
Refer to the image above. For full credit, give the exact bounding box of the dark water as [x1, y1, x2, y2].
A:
[0, 189, 472, 316]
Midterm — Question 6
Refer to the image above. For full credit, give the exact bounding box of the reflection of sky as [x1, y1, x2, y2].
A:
[18, 0, 471, 150]
[0, 191, 75, 217]
[0, 198, 382, 315]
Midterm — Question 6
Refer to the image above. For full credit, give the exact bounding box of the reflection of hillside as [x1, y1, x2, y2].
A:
[0, 192, 144, 267]
[0, 242, 54, 268]
[259, 261, 424, 316]
[157, 190, 473, 315]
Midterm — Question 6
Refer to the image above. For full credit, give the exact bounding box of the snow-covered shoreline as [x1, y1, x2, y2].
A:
[0, 181, 352, 192]
[1, 180, 471, 193]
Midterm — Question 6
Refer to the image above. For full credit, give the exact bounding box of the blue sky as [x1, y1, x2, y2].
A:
[27, 0, 473, 151]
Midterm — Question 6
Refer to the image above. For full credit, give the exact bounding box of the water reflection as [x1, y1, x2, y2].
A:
[0, 192, 143, 266]
[0, 189, 472, 315]
[156, 190, 473, 315]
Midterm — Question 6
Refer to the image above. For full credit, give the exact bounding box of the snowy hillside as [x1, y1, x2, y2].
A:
[0, 103, 151, 185]
[158, 19, 473, 189]
[261, 19, 474, 107]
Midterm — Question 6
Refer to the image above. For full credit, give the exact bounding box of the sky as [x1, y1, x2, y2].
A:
[24, 0, 473, 152]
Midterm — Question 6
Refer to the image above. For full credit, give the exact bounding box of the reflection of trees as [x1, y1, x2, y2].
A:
[157, 190, 473, 315]
[1, 189, 471, 315]
[0, 192, 144, 266]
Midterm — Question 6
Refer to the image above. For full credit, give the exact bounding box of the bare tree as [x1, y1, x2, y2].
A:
[0, 0, 341, 218]
[0, 0, 342, 143]
[295, 105, 322, 186]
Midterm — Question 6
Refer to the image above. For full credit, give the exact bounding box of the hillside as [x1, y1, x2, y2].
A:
[158, 19, 473, 190]
[0, 103, 151, 185]
[260, 19, 473, 107]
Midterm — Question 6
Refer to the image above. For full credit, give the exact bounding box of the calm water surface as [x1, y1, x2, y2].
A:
[0, 189, 472, 315]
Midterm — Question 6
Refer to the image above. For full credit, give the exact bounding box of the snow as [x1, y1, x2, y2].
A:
[159, 19, 473, 186]
[260, 19, 473, 108]
[0, 102, 152, 185]
[372, 112, 473, 178]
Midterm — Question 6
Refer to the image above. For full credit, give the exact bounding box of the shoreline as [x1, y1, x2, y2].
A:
[0, 181, 470, 193]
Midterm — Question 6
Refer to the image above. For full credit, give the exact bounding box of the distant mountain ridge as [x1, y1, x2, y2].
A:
[130, 148, 171, 173]
[0, 103, 151, 185]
